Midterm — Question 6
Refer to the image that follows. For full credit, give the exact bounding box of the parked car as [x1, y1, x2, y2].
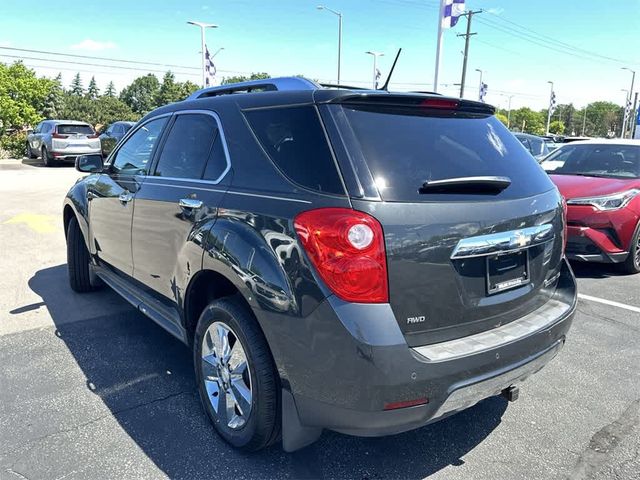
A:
[63, 77, 576, 452]
[26, 120, 100, 167]
[514, 132, 550, 160]
[99, 121, 135, 157]
[541, 140, 640, 273]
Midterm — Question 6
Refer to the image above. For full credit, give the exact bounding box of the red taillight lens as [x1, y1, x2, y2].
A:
[294, 208, 388, 303]
[52, 133, 69, 139]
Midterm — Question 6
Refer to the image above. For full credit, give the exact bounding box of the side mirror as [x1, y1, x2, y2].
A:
[76, 154, 103, 173]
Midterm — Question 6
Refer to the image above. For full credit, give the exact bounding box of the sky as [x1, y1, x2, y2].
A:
[1, 0, 639, 110]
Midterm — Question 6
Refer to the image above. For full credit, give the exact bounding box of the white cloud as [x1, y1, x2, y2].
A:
[70, 39, 117, 51]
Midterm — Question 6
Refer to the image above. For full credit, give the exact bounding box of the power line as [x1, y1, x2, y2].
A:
[0, 46, 200, 71]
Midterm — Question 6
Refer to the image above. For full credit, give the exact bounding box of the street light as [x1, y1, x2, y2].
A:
[621, 67, 635, 138]
[475, 68, 483, 101]
[506, 94, 515, 129]
[187, 20, 218, 88]
[317, 5, 343, 84]
[621, 88, 630, 138]
[545, 80, 554, 135]
[365, 51, 384, 89]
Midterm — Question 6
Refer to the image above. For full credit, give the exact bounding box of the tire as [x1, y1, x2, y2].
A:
[194, 297, 280, 451]
[26, 142, 37, 159]
[41, 146, 52, 167]
[66, 216, 95, 292]
[619, 223, 640, 275]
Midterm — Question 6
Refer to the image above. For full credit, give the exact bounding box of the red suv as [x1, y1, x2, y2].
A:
[541, 140, 640, 274]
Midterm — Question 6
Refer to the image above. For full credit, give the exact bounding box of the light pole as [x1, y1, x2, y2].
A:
[582, 106, 588, 136]
[475, 68, 483, 101]
[507, 94, 515, 129]
[621, 89, 630, 138]
[365, 51, 384, 89]
[622, 67, 635, 138]
[187, 20, 218, 88]
[317, 5, 342, 84]
[545, 81, 554, 135]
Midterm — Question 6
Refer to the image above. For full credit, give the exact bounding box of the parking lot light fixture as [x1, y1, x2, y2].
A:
[187, 21, 218, 88]
[365, 51, 384, 89]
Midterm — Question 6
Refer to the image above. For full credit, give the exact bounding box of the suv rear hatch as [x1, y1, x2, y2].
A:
[321, 95, 565, 346]
[52, 124, 99, 152]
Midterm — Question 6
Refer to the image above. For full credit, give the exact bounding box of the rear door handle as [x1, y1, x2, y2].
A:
[118, 191, 133, 204]
[179, 198, 203, 209]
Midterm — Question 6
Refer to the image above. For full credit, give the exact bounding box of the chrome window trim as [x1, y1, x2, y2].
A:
[450, 224, 555, 260]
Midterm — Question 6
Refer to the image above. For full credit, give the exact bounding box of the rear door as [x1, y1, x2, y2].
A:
[131, 110, 230, 303]
[324, 100, 565, 346]
[89, 116, 169, 276]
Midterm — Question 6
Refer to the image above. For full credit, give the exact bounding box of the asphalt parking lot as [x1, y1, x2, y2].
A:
[0, 158, 638, 480]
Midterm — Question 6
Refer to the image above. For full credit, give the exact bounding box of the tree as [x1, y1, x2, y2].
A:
[0, 61, 51, 135]
[580, 101, 624, 137]
[43, 73, 64, 119]
[59, 92, 139, 127]
[495, 113, 509, 127]
[155, 71, 183, 106]
[509, 107, 545, 135]
[548, 120, 565, 134]
[70, 73, 84, 96]
[222, 72, 270, 85]
[87, 76, 99, 100]
[104, 81, 116, 97]
[119, 74, 160, 114]
[179, 80, 199, 99]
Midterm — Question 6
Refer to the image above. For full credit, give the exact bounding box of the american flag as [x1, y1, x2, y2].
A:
[205, 45, 216, 87]
[479, 82, 488, 102]
[442, 0, 465, 29]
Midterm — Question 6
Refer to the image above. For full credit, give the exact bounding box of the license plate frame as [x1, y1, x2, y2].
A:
[486, 250, 529, 295]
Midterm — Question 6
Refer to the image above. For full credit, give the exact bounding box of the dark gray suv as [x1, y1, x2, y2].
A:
[63, 77, 577, 452]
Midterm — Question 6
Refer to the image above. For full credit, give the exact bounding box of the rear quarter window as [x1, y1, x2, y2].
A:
[244, 106, 345, 195]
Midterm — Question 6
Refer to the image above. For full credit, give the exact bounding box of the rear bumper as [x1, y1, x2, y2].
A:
[566, 225, 628, 263]
[51, 149, 101, 161]
[273, 258, 576, 447]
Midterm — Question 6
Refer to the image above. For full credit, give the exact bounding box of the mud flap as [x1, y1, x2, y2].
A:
[281, 389, 322, 452]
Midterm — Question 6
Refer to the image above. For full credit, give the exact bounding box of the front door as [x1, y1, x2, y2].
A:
[132, 111, 231, 302]
[89, 116, 169, 276]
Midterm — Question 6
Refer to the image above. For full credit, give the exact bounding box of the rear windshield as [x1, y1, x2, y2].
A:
[331, 105, 554, 202]
[541, 144, 640, 178]
[56, 124, 94, 135]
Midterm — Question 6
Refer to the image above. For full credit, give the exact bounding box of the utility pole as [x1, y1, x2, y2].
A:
[457, 10, 481, 98]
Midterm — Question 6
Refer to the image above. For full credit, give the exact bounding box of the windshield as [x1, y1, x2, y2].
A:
[331, 105, 554, 202]
[541, 144, 640, 178]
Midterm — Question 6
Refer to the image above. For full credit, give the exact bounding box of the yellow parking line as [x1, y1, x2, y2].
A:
[3, 213, 57, 234]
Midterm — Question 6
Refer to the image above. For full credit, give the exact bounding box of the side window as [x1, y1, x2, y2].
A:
[111, 117, 167, 175]
[244, 106, 344, 195]
[153, 113, 219, 179]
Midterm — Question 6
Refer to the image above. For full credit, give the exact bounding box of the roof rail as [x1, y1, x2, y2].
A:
[186, 76, 321, 100]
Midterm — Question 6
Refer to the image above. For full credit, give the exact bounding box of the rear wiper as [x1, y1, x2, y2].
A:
[419, 176, 511, 194]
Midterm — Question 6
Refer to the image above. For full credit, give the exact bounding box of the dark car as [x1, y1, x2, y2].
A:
[63, 77, 576, 452]
[99, 121, 135, 157]
[514, 132, 550, 160]
[541, 140, 640, 273]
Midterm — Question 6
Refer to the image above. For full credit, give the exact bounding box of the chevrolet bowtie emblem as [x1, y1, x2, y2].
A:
[512, 231, 528, 248]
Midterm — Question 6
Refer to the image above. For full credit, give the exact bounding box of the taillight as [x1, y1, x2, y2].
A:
[52, 133, 69, 139]
[294, 208, 388, 303]
[419, 98, 459, 109]
[561, 196, 568, 254]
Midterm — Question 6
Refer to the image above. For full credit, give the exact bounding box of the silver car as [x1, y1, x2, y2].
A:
[26, 120, 101, 167]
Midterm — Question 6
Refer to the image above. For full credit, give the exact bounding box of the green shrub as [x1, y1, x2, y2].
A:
[0, 132, 28, 159]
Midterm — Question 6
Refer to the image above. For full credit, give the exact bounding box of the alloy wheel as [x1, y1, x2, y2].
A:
[201, 321, 252, 430]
